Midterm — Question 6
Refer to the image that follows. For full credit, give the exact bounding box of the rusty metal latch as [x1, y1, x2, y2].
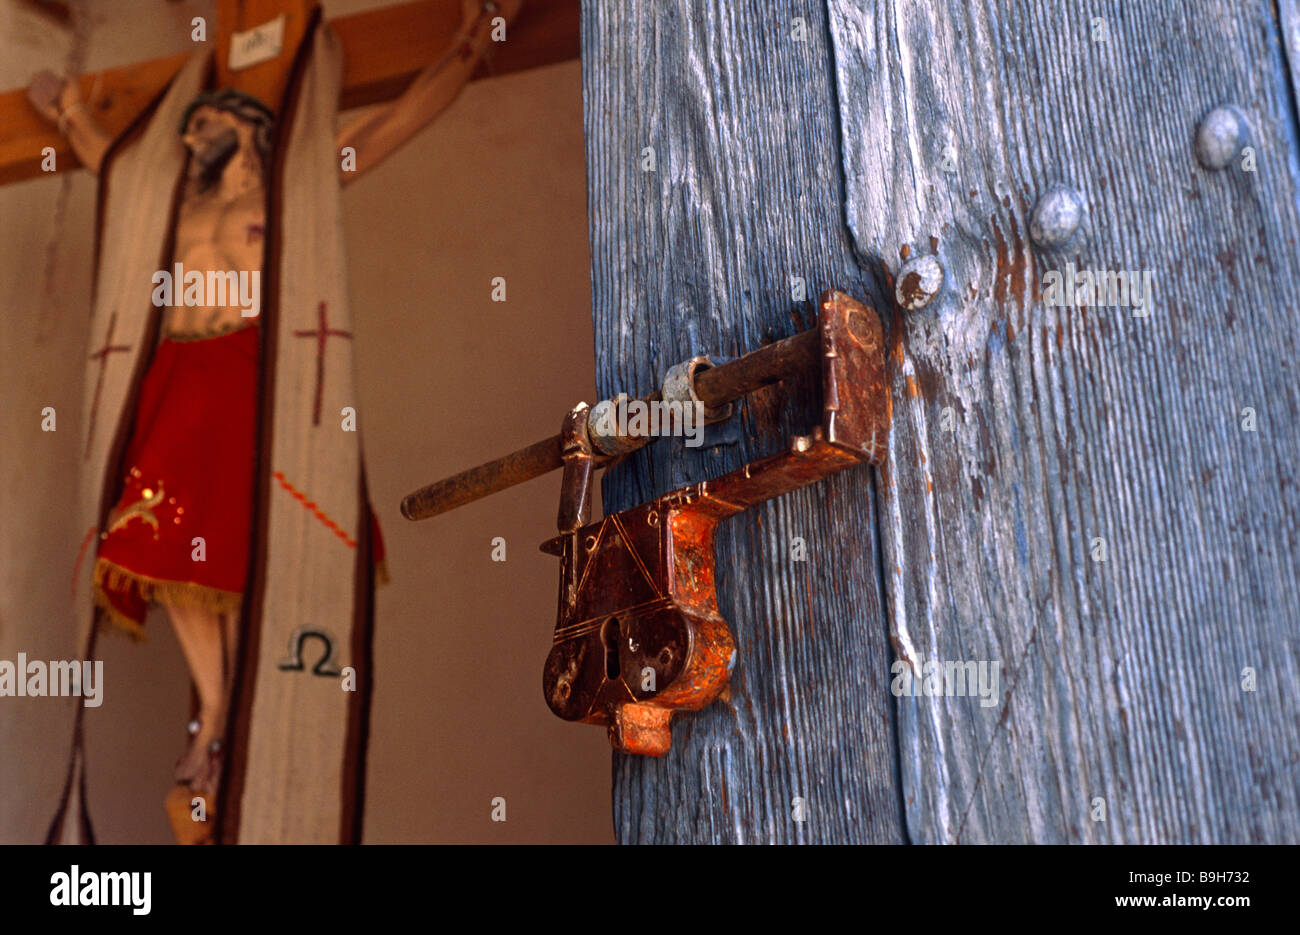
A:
[401, 290, 889, 755]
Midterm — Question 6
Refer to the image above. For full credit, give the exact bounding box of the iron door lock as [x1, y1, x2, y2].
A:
[537, 291, 888, 754]
[402, 290, 889, 755]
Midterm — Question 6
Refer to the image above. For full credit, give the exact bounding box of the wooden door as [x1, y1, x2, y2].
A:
[584, 0, 1300, 843]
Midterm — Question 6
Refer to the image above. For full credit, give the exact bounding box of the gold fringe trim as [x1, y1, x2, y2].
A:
[92, 557, 243, 640]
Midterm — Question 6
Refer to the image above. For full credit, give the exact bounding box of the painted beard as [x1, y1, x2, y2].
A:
[194, 128, 240, 192]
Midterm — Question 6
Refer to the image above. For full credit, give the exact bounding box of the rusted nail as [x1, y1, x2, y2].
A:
[1195, 105, 1249, 170]
[1030, 184, 1083, 248]
[895, 254, 943, 310]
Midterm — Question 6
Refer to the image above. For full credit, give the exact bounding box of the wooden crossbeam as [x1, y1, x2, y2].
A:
[0, 0, 579, 186]
[214, 0, 314, 113]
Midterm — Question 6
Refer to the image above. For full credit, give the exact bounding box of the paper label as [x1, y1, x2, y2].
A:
[228, 15, 285, 72]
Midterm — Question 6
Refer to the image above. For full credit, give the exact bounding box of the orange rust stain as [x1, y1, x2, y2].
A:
[928, 235, 938, 253]
[883, 383, 894, 439]
[1056, 322, 1064, 350]
[990, 218, 1009, 304]
[900, 243, 911, 259]
[906, 375, 919, 398]
[989, 213, 1029, 308]
[925, 472, 933, 493]
[1007, 213, 1028, 304]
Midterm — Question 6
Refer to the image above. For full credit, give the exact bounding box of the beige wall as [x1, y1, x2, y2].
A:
[0, 0, 611, 844]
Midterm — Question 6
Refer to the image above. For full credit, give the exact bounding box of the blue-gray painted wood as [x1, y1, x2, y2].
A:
[584, 0, 1300, 844]
[828, 0, 1300, 843]
[1281, 1, 1300, 127]
[582, 0, 905, 843]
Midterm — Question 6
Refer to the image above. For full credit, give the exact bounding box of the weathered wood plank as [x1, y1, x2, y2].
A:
[829, 0, 1300, 842]
[1280, 1, 1300, 118]
[583, 0, 905, 842]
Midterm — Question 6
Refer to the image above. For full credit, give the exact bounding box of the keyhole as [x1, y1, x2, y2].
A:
[602, 617, 621, 680]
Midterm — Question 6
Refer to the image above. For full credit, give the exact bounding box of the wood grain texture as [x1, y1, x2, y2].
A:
[582, 0, 905, 842]
[1280, 0, 1300, 119]
[829, 0, 1300, 842]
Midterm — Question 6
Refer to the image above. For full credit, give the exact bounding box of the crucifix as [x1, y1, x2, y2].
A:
[9, 0, 576, 845]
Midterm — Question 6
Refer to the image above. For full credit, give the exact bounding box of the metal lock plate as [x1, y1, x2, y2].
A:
[539, 291, 888, 755]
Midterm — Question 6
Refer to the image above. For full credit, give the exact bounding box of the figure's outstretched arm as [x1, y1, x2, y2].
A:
[27, 71, 113, 176]
[336, 0, 521, 186]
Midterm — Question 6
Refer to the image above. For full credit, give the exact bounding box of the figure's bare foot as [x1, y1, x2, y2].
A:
[192, 741, 223, 799]
[164, 783, 214, 846]
[174, 715, 215, 783]
[162, 603, 232, 817]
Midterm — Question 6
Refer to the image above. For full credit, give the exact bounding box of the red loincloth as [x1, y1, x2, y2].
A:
[94, 322, 260, 636]
[93, 320, 386, 637]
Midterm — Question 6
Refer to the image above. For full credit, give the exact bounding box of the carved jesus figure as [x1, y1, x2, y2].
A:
[27, 0, 515, 814]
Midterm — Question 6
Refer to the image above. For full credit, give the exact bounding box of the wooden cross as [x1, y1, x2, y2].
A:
[0, 0, 579, 185]
[294, 302, 353, 427]
[11, 0, 577, 850]
[84, 312, 131, 458]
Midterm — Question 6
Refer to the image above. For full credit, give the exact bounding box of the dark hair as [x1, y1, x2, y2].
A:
[179, 88, 275, 161]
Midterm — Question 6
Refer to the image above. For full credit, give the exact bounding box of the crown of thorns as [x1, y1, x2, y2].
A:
[179, 89, 275, 157]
